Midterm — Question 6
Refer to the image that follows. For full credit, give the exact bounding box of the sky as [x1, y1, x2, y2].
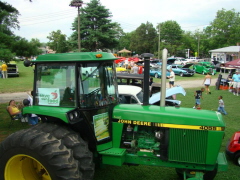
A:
[5, 0, 240, 43]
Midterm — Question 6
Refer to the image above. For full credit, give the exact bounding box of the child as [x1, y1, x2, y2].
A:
[218, 96, 227, 115]
[193, 88, 205, 109]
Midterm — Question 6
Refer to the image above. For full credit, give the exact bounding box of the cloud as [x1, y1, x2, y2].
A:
[7, 0, 240, 42]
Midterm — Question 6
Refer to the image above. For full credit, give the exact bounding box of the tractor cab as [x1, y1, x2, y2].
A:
[24, 52, 118, 147]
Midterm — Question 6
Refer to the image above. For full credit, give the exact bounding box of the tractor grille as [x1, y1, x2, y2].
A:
[168, 128, 208, 164]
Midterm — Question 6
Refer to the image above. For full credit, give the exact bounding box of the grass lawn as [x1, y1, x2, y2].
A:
[0, 62, 239, 179]
[0, 61, 34, 93]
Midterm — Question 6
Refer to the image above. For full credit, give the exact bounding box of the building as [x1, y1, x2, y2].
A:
[209, 46, 240, 63]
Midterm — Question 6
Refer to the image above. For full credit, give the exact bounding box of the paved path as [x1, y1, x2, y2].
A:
[0, 78, 218, 103]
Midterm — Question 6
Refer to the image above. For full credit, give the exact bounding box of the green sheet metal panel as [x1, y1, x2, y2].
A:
[113, 105, 225, 128]
[35, 52, 116, 62]
[112, 122, 124, 148]
[99, 148, 126, 166]
[206, 131, 225, 164]
[23, 106, 73, 123]
[97, 141, 112, 152]
[169, 128, 208, 164]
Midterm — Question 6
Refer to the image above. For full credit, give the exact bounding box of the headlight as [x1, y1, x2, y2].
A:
[74, 111, 79, 118]
[67, 109, 81, 123]
[69, 112, 74, 120]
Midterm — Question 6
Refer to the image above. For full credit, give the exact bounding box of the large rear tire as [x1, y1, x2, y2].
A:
[0, 123, 94, 180]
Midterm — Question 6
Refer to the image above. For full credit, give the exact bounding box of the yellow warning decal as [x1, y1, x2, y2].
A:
[117, 119, 224, 131]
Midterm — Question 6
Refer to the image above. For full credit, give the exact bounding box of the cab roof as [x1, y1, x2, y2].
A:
[35, 52, 117, 62]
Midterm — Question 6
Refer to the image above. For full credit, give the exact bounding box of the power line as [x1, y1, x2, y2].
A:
[20, 14, 76, 26]
[18, 9, 76, 21]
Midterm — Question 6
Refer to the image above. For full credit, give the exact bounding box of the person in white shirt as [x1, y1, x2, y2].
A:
[218, 96, 227, 115]
[167, 68, 175, 88]
[203, 73, 211, 94]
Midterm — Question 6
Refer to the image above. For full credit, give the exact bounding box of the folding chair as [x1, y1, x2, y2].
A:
[6, 106, 25, 129]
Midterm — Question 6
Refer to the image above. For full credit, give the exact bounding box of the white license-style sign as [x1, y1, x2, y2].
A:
[38, 88, 60, 106]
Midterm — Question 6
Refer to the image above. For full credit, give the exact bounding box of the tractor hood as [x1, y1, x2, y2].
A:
[149, 85, 186, 104]
[113, 105, 226, 128]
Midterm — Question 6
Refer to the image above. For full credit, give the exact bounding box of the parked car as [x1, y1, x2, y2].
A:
[193, 62, 217, 75]
[185, 57, 200, 63]
[166, 57, 176, 65]
[170, 64, 195, 77]
[150, 67, 170, 78]
[212, 60, 225, 72]
[226, 131, 240, 166]
[115, 65, 127, 73]
[7, 62, 19, 77]
[174, 57, 188, 65]
[118, 85, 186, 106]
[136, 61, 161, 68]
[150, 59, 162, 66]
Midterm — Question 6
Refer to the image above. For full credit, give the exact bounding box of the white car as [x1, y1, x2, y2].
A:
[174, 57, 188, 65]
[118, 85, 186, 106]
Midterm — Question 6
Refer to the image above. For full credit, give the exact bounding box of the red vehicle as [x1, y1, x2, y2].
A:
[226, 131, 240, 166]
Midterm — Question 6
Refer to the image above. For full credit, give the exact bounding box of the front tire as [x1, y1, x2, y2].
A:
[0, 123, 94, 180]
[234, 152, 240, 166]
[176, 167, 217, 180]
[155, 73, 159, 78]
[179, 72, 184, 77]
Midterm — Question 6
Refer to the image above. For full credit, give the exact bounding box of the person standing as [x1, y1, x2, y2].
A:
[131, 64, 139, 74]
[193, 88, 205, 109]
[232, 71, 240, 96]
[1, 62, 8, 79]
[218, 96, 227, 115]
[124, 58, 129, 69]
[167, 68, 175, 88]
[203, 73, 211, 94]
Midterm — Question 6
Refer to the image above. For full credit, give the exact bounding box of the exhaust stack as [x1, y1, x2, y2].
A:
[160, 49, 168, 107]
[141, 53, 154, 106]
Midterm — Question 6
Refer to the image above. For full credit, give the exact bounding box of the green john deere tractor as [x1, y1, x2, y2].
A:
[0, 52, 227, 180]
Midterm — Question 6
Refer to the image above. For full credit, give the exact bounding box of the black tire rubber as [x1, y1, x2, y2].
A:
[155, 73, 158, 78]
[0, 123, 94, 180]
[180, 72, 184, 77]
[176, 167, 217, 180]
[234, 152, 240, 166]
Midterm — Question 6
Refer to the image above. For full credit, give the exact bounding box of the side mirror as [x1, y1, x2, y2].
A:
[24, 60, 32, 67]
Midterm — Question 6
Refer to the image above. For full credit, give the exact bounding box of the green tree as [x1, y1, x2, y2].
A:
[118, 32, 132, 51]
[130, 22, 157, 55]
[205, 8, 240, 49]
[0, 1, 19, 35]
[11, 37, 42, 58]
[158, 20, 183, 56]
[70, 0, 120, 51]
[47, 30, 68, 53]
[0, 1, 20, 63]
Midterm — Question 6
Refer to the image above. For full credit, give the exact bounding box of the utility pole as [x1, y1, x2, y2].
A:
[70, 0, 83, 52]
[198, 34, 200, 58]
[158, 24, 161, 59]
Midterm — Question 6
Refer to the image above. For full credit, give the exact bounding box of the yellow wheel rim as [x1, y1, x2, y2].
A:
[5, 154, 52, 180]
